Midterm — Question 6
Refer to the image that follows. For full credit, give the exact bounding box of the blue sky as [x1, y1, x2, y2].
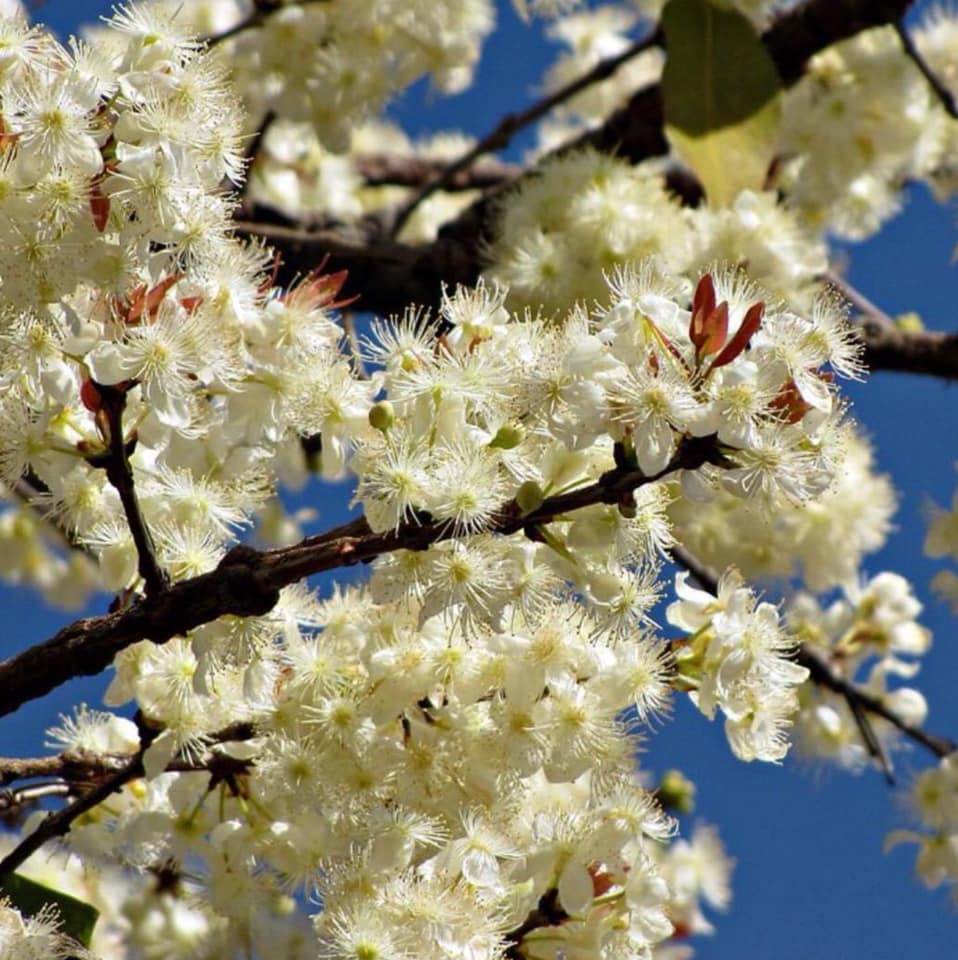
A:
[3, 1, 958, 957]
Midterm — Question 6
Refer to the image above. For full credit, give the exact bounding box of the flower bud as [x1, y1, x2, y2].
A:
[657, 768, 696, 814]
[489, 424, 524, 449]
[368, 400, 395, 433]
[515, 480, 544, 516]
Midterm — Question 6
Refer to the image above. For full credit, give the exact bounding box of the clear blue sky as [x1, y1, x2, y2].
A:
[3, 2, 958, 957]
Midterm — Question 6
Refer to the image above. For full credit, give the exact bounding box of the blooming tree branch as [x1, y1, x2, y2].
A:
[0, 435, 721, 719]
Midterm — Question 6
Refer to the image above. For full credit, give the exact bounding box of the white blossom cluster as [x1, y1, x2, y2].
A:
[778, 25, 952, 239]
[527, 10, 958, 244]
[105, 0, 497, 153]
[0, 7, 378, 603]
[3, 254, 849, 953]
[248, 118, 482, 244]
[666, 569, 809, 762]
[886, 751, 958, 905]
[924, 468, 958, 611]
[484, 149, 830, 315]
[532, 4, 664, 149]
[0, 899, 89, 960]
[668, 431, 896, 593]
[787, 573, 932, 771]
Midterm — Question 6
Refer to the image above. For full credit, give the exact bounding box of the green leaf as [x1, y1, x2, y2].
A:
[661, 0, 783, 207]
[1, 871, 99, 948]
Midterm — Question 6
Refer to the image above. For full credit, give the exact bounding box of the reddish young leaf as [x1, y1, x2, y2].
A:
[79, 379, 103, 413]
[699, 300, 729, 361]
[143, 274, 183, 319]
[689, 274, 717, 350]
[707, 300, 764, 373]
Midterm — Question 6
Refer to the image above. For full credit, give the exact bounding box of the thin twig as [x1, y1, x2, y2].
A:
[794, 646, 957, 759]
[0, 753, 142, 879]
[355, 153, 520, 191]
[97, 386, 169, 596]
[504, 887, 568, 959]
[670, 545, 956, 764]
[894, 20, 958, 120]
[388, 27, 663, 238]
[0, 782, 72, 814]
[844, 686, 897, 784]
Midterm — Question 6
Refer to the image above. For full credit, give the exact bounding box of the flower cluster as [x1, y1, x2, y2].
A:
[667, 569, 809, 762]
[0, 899, 89, 960]
[248, 118, 481, 243]
[114, 0, 496, 154]
[1, 0, 953, 954]
[885, 752, 958, 904]
[668, 431, 895, 593]
[787, 572, 932, 771]
[0, 8, 376, 602]
[924, 469, 958, 612]
[532, 5, 664, 149]
[485, 149, 829, 316]
[778, 25, 948, 239]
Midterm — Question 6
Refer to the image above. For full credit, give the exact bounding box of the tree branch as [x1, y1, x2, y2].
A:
[388, 28, 663, 238]
[860, 321, 958, 381]
[825, 271, 958, 381]
[355, 154, 520, 191]
[504, 887, 568, 959]
[0, 436, 724, 720]
[96, 386, 169, 596]
[0, 750, 142, 879]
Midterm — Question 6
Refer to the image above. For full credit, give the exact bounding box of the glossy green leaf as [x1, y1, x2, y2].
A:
[661, 0, 783, 207]
[1, 871, 99, 948]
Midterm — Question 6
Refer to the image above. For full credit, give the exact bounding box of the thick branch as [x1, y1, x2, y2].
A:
[826, 271, 958, 381]
[861, 320, 958, 381]
[0, 437, 722, 719]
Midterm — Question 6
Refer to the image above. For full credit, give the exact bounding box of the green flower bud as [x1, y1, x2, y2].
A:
[657, 768, 696, 814]
[489, 424, 524, 450]
[515, 480, 545, 516]
[368, 400, 395, 433]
